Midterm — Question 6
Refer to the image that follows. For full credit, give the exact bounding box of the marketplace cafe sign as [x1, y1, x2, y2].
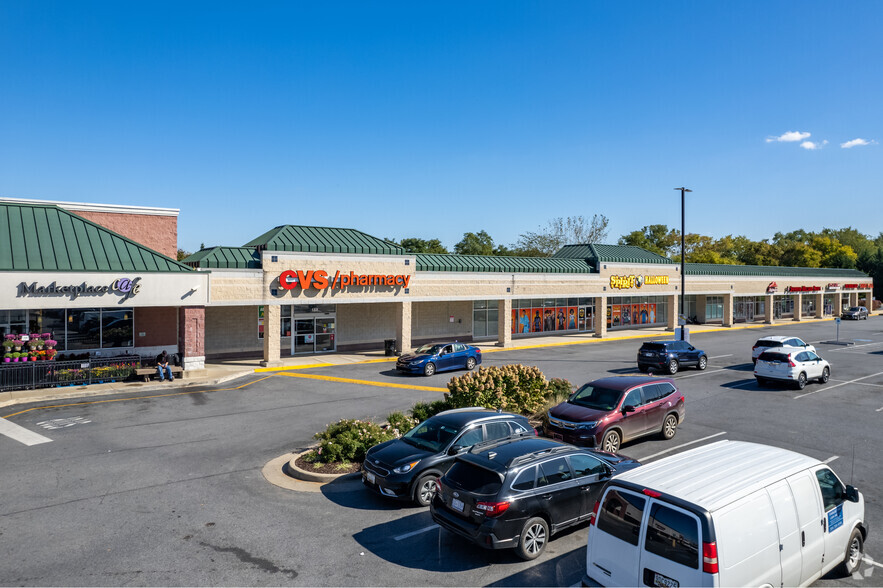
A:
[279, 270, 411, 291]
[17, 277, 142, 302]
[609, 274, 670, 290]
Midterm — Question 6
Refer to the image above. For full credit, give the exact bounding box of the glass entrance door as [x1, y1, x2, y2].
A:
[577, 306, 594, 332]
[292, 316, 337, 354]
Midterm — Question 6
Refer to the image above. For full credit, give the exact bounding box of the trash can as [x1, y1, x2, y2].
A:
[384, 339, 397, 356]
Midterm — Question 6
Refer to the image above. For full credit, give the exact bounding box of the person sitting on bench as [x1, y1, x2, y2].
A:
[156, 350, 174, 382]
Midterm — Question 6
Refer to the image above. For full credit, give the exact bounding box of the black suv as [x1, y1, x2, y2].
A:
[430, 437, 640, 560]
[362, 408, 534, 506]
[637, 340, 707, 374]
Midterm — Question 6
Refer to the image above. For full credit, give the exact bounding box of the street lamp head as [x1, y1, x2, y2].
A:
[674, 187, 692, 193]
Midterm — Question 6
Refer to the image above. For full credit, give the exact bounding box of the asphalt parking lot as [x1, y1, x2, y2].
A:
[1, 318, 881, 586]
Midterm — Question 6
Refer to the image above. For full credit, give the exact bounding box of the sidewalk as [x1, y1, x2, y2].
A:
[0, 313, 872, 410]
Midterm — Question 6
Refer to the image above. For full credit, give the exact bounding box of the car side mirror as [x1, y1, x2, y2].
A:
[845, 485, 859, 503]
[688, 346, 695, 351]
[448, 445, 465, 456]
[622, 405, 636, 414]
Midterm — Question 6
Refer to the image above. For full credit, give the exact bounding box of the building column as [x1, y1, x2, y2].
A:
[498, 299, 512, 348]
[723, 293, 734, 327]
[177, 306, 205, 371]
[814, 292, 824, 317]
[764, 295, 774, 324]
[395, 300, 412, 354]
[261, 304, 281, 367]
[667, 294, 678, 331]
[850, 292, 859, 307]
[793, 293, 803, 321]
[834, 293, 843, 316]
[594, 297, 607, 338]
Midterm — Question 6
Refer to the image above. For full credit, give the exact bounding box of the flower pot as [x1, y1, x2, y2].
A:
[13, 357, 19, 362]
[14, 346, 21, 352]
[3, 358, 9, 363]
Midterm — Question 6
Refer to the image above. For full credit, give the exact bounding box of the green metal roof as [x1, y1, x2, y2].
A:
[416, 253, 595, 273]
[686, 263, 869, 278]
[553, 243, 674, 265]
[182, 247, 262, 269]
[0, 202, 192, 272]
[244, 225, 404, 255]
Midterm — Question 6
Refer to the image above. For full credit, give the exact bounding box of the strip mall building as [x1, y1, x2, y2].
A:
[1, 198, 874, 370]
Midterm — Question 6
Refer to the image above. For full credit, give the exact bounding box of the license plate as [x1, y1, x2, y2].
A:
[451, 498, 465, 512]
[551, 432, 563, 441]
[642, 352, 653, 356]
[366, 472, 375, 484]
[653, 572, 679, 588]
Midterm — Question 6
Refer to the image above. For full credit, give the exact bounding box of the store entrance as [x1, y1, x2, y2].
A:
[292, 316, 336, 354]
[734, 300, 754, 323]
[577, 306, 594, 332]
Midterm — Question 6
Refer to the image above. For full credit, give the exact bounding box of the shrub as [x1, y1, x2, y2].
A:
[312, 419, 396, 464]
[386, 411, 419, 436]
[410, 399, 452, 423]
[446, 365, 574, 417]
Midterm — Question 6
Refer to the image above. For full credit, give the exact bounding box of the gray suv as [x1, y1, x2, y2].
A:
[842, 306, 869, 320]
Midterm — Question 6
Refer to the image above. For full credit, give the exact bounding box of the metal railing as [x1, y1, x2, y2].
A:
[0, 356, 145, 393]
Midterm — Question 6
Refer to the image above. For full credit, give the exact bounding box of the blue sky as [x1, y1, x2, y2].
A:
[1, 1, 881, 253]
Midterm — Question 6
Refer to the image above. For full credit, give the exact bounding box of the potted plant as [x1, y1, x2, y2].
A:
[3, 353, 10, 363]
[46, 348, 57, 360]
[45, 339, 57, 349]
[2, 339, 14, 352]
[12, 339, 23, 352]
[12, 352, 20, 362]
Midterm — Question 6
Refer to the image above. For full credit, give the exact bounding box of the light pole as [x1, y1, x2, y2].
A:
[674, 187, 692, 340]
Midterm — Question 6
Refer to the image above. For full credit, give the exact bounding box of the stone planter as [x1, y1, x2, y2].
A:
[285, 448, 358, 483]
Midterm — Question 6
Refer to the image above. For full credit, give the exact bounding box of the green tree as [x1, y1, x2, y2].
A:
[779, 242, 822, 268]
[398, 237, 449, 254]
[618, 224, 679, 257]
[454, 230, 495, 256]
[810, 235, 857, 268]
[821, 227, 874, 259]
[176, 249, 192, 261]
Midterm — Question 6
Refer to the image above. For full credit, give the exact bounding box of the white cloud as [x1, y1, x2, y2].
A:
[800, 140, 828, 150]
[840, 138, 877, 149]
[766, 131, 811, 143]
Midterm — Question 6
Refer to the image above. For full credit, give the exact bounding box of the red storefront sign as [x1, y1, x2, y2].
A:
[766, 282, 778, 294]
[785, 285, 822, 293]
[279, 270, 411, 290]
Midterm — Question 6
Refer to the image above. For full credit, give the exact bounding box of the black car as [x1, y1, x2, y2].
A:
[362, 408, 534, 506]
[637, 340, 707, 374]
[430, 436, 640, 560]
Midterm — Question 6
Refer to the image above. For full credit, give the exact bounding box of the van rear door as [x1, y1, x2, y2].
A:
[588, 487, 648, 586]
[766, 481, 803, 587]
[638, 501, 705, 588]
[787, 471, 826, 585]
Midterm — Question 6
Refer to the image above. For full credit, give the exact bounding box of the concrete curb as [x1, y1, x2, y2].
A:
[286, 448, 359, 483]
[261, 450, 359, 493]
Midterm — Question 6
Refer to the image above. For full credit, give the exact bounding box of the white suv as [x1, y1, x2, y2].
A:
[751, 335, 815, 363]
[755, 347, 830, 389]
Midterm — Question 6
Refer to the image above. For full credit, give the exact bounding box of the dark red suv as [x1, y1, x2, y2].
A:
[544, 376, 685, 453]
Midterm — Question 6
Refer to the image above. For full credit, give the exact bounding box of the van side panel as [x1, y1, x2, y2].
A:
[787, 472, 825, 586]
[713, 491, 780, 587]
[766, 481, 803, 587]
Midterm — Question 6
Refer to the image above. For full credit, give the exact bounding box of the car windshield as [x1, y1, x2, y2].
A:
[402, 418, 459, 452]
[415, 344, 444, 355]
[569, 384, 623, 411]
[756, 340, 782, 348]
[641, 343, 666, 351]
[445, 462, 502, 495]
[758, 351, 789, 362]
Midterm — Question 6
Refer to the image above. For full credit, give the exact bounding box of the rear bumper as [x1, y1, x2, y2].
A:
[430, 501, 518, 550]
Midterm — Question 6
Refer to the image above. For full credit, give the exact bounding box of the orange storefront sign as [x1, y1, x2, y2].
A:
[279, 270, 411, 290]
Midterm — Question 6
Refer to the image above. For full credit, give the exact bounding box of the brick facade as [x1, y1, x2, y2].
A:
[134, 307, 178, 347]
[177, 306, 205, 370]
[74, 210, 178, 259]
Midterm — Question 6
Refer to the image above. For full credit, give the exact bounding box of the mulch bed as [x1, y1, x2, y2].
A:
[294, 451, 361, 475]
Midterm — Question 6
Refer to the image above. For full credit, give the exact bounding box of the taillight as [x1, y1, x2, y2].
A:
[703, 541, 719, 574]
[476, 348, 481, 354]
[475, 501, 510, 517]
[788, 355, 797, 368]
[590, 499, 600, 526]
[436, 480, 445, 496]
[534, 428, 539, 436]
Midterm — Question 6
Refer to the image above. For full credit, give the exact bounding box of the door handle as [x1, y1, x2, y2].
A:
[542, 494, 553, 500]
[801, 531, 805, 547]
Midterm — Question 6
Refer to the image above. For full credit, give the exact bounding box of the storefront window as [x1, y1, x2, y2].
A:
[102, 309, 134, 347]
[683, 295, 697, 323]
[67, 308, 101, 350]
[607, 296, 665, 329]
[802, 297, 816, 316]
[281, 305, 292, 337]
[706, 296, 723, 321]
[472, 300, 499, 338]
[511, 298, 581, 336]
[38, 309, 67, 350]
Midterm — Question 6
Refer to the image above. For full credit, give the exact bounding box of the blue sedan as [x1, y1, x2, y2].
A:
[396, 342, 482, 376]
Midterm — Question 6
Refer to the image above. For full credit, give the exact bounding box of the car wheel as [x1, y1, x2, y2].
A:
[697, 356, 707, 370]
[661, 414, 678, 440]
[515, 517, 549, 561]
[423, 362, 436, 377]
[413, 474, 438, 507]
[601, 430, 621, 453]
[837, 528, 864, 576]
[465, 357, 476, 370]
[756, 377, 768, 386]
[796, 372, 807, 390]
[820, 367, 830, 383]
[667, 359, 679, 374]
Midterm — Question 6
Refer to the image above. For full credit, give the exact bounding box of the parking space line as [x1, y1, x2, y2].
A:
[640, 432, 726, 461]
[709, 354, 733, 359]
[795, 371, 883, 399]
[828, 379, 883, 389]
[0, 418, 52, 446]
[823, 455, 839, 464]
[394, 524, 439, 541]
[875, 406, 883, 412]
[674, 369, 727, 379]
[276, 372, 448, 392]
[828, 341, 883, 352]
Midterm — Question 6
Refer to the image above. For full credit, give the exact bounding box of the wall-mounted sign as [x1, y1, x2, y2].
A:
[842, 283, 873, 290]
[826, 283, 839, 291]
[785, 285, 821, 293]
[766, 282, 778, 294]
[278, 270, 411, 291]
[609, 275, 669, 289]
[16, 277, 142, 302]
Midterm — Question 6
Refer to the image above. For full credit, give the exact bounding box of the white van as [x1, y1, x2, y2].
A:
[584, 441, 867, 587]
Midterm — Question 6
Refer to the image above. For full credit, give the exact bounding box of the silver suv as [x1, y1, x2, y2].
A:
[842, 306, 869, 320]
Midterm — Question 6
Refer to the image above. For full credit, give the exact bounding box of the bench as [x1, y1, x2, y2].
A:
[135, 366, 184, 382]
